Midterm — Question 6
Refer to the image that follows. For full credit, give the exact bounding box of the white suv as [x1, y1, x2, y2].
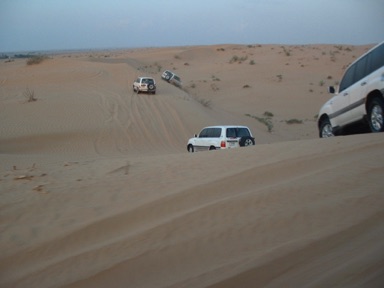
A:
[133, 77, 156, 94]
[161, 70, 182, 87]
[187, 125, 255, 152]
[318, 41, 384, 137]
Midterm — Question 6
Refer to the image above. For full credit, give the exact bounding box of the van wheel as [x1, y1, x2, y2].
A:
[209, 146, 216, 150]
[319, 118, 334, 138]
[239, 136, 255, 147]
[368, 97, 384, 132]
[187, 144, 194, 153]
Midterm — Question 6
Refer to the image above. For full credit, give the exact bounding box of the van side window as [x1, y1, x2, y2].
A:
[199, 128, 208, 138]
[207, 128, 221, 138]
[354, 55, 368, 83]
[226, 128, 236, 138]
[339, 64, 356, 92]
[237, 128, 251, 137]
[368, 43, 384, 73]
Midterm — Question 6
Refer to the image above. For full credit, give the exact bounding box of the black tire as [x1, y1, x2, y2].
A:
[209, 146, 216, 151]
[239, 136, 255, 147]
[165, 75, 170, 81]
[148, 84, 155, 91]
[187, 144, 194, 152]
[319, 118, 334, 138]
[367, 97, 384, 133]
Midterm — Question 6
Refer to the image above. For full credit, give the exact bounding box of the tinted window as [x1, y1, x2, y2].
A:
[207, 128, 221, 138]
[368, 43, 384, 73]
[199, 128, 208, 138]
[142, 78, 153, 84]
[226, 128, 236, 138]
[226, 127, 250, 137]
[237, 128, 251, 137]
[339, 64, 356, 92]
[354, 55, 368, 83]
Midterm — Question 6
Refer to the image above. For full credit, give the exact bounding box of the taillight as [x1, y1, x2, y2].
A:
[221, 141, 226, 148]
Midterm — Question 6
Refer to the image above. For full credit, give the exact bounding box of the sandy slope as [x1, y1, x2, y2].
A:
[1, 44, 383, 288]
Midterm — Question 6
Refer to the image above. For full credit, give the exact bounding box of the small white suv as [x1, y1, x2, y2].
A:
[187, 125, 255, 152]
[318, 41, 384, 137]
[161, 70, 182, 87]
[133, 77, 156, 94]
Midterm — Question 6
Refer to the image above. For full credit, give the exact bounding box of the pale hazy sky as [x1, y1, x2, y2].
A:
[1, 0, 383, 52]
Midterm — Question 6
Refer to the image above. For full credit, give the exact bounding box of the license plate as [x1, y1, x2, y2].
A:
[228, 141, 236, 147]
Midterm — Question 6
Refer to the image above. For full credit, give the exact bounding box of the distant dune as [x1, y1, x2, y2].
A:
[1, 44, 383, 288]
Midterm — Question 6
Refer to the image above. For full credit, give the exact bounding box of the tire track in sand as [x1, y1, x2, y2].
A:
[94, 85, 189, 156]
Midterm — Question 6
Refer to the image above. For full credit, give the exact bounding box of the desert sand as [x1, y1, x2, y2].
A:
[1, 44, 383, 288]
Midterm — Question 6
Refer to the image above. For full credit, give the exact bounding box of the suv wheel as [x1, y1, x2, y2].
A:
[319, 118, 334, 138]
[239, 136, 255, 147]
[368, 97, 384, 132]
[187, 144, 194, 152]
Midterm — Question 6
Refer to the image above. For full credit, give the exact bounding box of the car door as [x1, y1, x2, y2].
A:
[329, 64, 356, 127]
[193, 128, 209, 151]
[347, 54, 369, 122]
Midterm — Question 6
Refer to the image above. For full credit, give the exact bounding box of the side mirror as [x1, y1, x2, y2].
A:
[328, 86, 335, 94]
[194, 134, 197, 137]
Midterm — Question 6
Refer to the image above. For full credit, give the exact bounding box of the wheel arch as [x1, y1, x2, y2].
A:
[318, 113, 331, 129]
[365, 89, 384, 112]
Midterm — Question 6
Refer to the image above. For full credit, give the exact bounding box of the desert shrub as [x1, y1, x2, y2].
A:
[229, 55, 239, 63]
[239, 55, 248, 62]
[26, 55, 47, 65]
[198, 98, 212, 108]
[276, 74, 283, 82]
[263, 111, 274, 117]
[286, 119, 303, 124]
[281, 46, 291, 56]
[243, 84, 251, 88]
[24, 88, 37, 102]
[229, 55, 248, 64]
[245, 113, 273, 132]
[249, 60, 256, 65]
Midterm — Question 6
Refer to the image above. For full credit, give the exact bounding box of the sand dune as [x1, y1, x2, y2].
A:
[1, 44, 383, 287]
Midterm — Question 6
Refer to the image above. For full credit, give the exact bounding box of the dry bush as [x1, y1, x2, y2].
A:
[24, 88, 37, 102]
[26, 55, 47, 65]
